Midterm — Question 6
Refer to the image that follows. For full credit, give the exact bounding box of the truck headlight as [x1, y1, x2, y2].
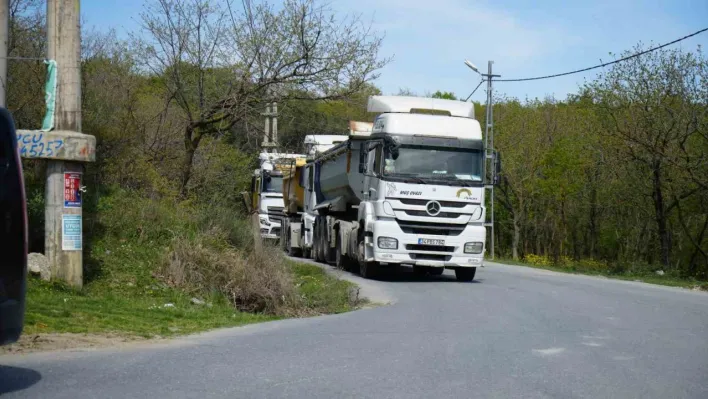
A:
[464, 242, 483, 254]
[259, 216, 270, 226]
[377, 236, 398, 249]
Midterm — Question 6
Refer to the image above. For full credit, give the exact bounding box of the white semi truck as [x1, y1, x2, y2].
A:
[246, 152, 305, 239]
[287, 96, 500, 281]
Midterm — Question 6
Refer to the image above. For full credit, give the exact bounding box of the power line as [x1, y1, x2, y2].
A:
[464, 79, 486, 102]
[495, 27, 708, 82]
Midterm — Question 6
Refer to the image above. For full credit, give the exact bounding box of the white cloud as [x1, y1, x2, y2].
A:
[333, 0, 581, 95]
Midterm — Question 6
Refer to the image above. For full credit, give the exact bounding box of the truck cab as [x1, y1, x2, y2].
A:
[251, 152, 304, 239]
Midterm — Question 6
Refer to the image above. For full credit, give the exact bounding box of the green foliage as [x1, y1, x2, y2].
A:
[276, 83, 381, 152]
[431, 90, 457, 100]
[491, 46, 708, 279]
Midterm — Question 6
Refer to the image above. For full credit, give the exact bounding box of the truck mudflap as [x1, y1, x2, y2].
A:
[289, 222, 302, 249]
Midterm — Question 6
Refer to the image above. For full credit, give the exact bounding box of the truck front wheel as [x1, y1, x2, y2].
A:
[359, 261, 379, 279]
[454, 267, 477, 282]
[314, 220, 325, 262]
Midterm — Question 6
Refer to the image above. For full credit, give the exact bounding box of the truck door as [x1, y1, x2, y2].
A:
[253, 176, 261, 211]
[364, 142, 380, 201]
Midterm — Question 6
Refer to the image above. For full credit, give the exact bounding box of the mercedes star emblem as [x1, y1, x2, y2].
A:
[426, 201, 442, 216]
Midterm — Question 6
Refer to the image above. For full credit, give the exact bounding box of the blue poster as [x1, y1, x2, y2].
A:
[62, 214, 82, 251]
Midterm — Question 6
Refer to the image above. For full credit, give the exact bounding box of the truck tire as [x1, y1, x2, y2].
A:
[455, 267, 477, 282]
[335, 235, 345, 269]
[280, 221, 288, 252]
[359, 261, 379, 279]
[301, 228, 311, 259]
[315, 220, 326, 263]
[325, 229, 336, 265]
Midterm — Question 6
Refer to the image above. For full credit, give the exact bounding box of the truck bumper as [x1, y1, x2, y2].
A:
[371, 219, 484, 268]
[259, 218, 281, 240]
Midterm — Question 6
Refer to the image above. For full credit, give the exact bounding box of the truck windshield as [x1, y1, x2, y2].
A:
[383, 146, 483, 183]
[264, 175, 284, 193]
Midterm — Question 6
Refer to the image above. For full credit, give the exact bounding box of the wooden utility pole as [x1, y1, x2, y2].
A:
[45, 0, 83, 287]
[0, 0, 9, 108]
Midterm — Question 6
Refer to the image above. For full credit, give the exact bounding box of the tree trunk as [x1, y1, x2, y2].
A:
[512, 211, 521, 260]
[180, 126, 202, 197]
[588, 171, 598, 258]
[651, 159, 671, 269]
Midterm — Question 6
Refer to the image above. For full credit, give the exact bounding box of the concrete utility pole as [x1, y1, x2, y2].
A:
[464, 58, 500, 260]
[44, 0, 84, 287]
[0, 0, 9, 108]
[483, 61, 499, 260]
[261, 102, 278, 152]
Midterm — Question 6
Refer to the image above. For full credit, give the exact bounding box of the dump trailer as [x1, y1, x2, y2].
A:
[280, 135, 348, 256]
[308, 96, 500, 281]
[280, 156, 307, 254]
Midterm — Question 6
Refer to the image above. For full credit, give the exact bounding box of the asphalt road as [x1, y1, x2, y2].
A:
[2, 262, 707, 398]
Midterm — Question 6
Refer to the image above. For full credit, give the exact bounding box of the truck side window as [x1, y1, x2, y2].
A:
[368, 147, 377, 175]
[373, 146, 383, 175]
[308, 166, 314, 191]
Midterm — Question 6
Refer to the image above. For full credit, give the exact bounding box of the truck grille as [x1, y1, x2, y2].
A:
[396, 220, 465, 236]
[267, 206, 285, 224]
[410, 253, 452, 261]
[403, 210, 461, 218]
[406, 244, 455, 252]
[397, 198, 468, 208]
[267, 206, 284, 215]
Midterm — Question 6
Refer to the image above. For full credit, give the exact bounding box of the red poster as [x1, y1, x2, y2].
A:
[64, 172, 82, 208]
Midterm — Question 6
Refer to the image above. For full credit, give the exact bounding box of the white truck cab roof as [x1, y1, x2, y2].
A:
[368, 95, 475, 118]
[304, 135, 348, 157]
[258, 152, 305, 171]
[367, 96, 482, 140]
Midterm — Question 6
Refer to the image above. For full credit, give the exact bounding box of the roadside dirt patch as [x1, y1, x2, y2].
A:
[0, 333, 148, 355]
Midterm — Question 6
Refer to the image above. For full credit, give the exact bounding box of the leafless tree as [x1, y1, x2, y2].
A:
[134, 0, 389, 195]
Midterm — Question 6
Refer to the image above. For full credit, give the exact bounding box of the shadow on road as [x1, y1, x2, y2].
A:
[375, 266, 483, 284]
[331, 263, 483, 284]
[0, 365, 42, 395]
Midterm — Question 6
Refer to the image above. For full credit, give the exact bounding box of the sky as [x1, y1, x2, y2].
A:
[84, 0, 708, 103]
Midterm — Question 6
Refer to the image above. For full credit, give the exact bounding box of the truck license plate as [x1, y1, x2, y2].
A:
[418, 238, 445, 245]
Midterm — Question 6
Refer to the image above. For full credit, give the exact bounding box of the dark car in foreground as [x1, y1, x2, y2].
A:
[0, 108, 27, 345]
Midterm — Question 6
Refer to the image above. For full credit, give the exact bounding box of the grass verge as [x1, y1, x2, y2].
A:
[493, 257, 708, 291]
[23, 278, 276, 338]
[21, 260, 361, 339]
[7, 190, 364, 353]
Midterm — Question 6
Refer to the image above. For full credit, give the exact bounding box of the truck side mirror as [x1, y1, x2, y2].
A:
[493, 150, 502, 185]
